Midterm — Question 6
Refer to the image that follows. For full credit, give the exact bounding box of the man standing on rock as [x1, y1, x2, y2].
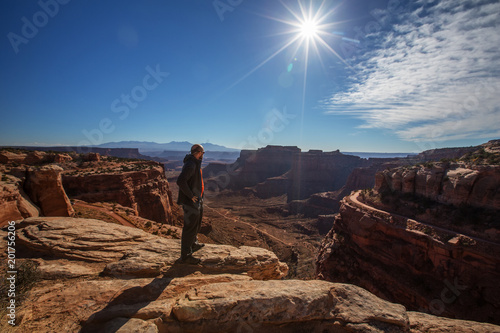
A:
[177, 144, 205, 264]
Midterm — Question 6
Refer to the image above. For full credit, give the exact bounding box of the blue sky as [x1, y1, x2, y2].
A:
[1, 0, 499, 153]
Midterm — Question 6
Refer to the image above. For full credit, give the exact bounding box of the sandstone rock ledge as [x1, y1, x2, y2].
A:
[6, 217, 500, 333]
[316, 191, 500, 325]
[15, 217, 287, 280]
[16, 274, 500, 333]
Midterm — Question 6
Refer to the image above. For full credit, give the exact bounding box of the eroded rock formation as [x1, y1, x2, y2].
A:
[205, 145, 409, 204]
[229, 145, 300, 190]
[287, 192, 341, 218]
[375, 163, 500, 210]
[5, 216, 498, 332]
[287, 150, 370, 201]
[254, 174, 291, 199]
[63, 162, 174, 224]
[5, 146, 150, 159]
[24, 165, 74, 217]
[15, 217, 287, 280]
[0, 151, 27, 164]
[0, 174, 39, 223]
[0, 149, 176, 225]
[317, 192, 500, 325]
[0, 150, 74, 165]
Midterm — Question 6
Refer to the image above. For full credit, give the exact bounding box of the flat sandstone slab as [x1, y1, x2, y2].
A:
[15, 217, 288, 279]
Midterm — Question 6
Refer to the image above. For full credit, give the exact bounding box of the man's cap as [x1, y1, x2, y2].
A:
[191, 144, 204, 154]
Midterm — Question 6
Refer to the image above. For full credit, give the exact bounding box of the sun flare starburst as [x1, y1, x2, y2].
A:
[280, 0, 350, 68]
[225, 1, 353, 101]
[221, 0, 358, 152]
[299, 19, 319, 39]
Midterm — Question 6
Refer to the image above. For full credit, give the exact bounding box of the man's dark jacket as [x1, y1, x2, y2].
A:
[177, 154, 203, 205]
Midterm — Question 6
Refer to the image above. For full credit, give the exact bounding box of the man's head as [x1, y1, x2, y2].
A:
[191, 144, 205, 160]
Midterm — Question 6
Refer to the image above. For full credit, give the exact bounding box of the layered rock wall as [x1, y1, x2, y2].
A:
[205, 146, 403, 202]
[0, 175, 40, 223]
[286, 192, 341, 218]
[416, 147, 477, 162]
[375, 163, 500, 210]
[343, 158, 405, 193]
[24, 165, 74, 217]
[5, 146, 147, 159]
[0, 150, 74, 165]
[63, 163, 173, 224]
[317, 192, 500, 324]
[254, 175, 290, 199]
[229, 145, 300, 190]
[288, 151, 369, 201]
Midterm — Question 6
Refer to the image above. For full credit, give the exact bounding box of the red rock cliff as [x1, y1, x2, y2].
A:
[288, 150, 370, 201]
[228, 145, 300, 190]
[317, 192, 500, 325]
[0, 173, 40, 223]
[375, 163, 500, 210]
[24, 165, 75, 217]
[62, 162, 174, 224]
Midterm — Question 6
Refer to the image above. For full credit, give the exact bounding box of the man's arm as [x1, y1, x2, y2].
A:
[177, 162, 195, 199]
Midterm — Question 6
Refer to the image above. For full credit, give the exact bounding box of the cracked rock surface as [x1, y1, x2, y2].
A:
[6, 217, 499, 333]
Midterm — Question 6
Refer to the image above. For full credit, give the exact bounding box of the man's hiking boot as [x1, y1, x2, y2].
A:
[180, 255, 201, 265]
[192, 242, 205, 252]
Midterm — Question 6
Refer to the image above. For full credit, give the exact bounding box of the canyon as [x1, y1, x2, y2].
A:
[203, 145, 399, 201]
[1, 140, 499, 331]
[1, 217, 499, 332]
[0, 149, 176, 227]
[317, 140, 500, 325]
[316, 191, 500, 324]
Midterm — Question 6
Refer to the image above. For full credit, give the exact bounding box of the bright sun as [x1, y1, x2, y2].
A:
[299, 19, 319, 39]
[227, 1, 352, 92]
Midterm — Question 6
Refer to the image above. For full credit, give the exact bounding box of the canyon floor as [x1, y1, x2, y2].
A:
[166, 171, 325, 279]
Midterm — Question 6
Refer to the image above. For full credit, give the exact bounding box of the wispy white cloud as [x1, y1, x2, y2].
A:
[324, 0, 500, 142]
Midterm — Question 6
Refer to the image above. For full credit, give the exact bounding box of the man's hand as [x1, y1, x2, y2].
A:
[191, 196, 199, 202]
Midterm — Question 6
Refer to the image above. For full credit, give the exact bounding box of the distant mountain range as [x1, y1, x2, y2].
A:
[94, 141, 239, 153]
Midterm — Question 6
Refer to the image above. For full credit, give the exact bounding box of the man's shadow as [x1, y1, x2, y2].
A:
[79, 259, 207, 333]
[79, 275, 172, 333]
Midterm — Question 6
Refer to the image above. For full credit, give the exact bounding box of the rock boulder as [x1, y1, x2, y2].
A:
[15, 217, 288, 280]
[0, 174, 39, 224]
[24, 165, 74, 217]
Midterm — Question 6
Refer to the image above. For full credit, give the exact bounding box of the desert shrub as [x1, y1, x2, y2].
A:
[487, 154, 500, 165]
[0, 260, 40, 307]
[0, 260, 40, 328]
[422, 161, 434, 168]
[462, 148, 499, 165]
[422, 226, 433, 235]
